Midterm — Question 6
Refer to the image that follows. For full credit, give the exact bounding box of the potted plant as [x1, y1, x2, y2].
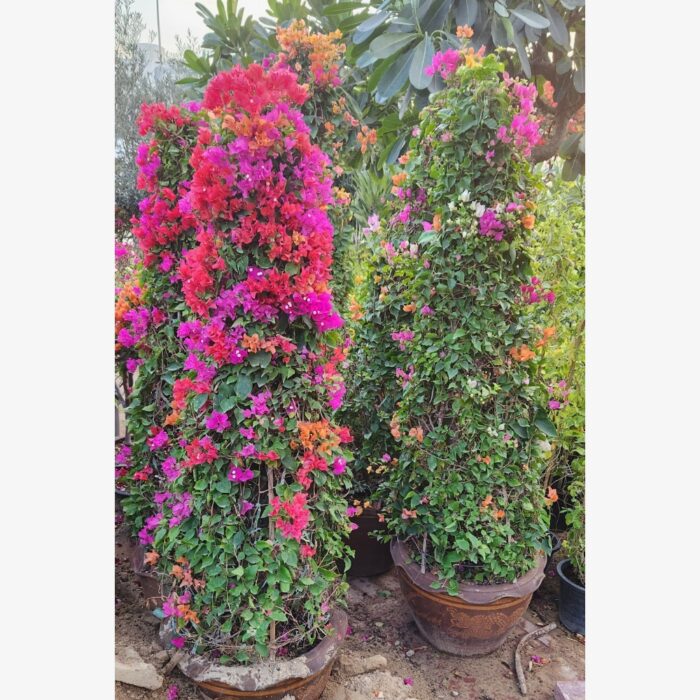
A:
[120, 61, 355, 699]
[557, 473, 585, 635]
[367, 43, 561, 656]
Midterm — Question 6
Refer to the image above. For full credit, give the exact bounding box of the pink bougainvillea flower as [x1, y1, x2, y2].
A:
[240, 426, 256, 440]
[205, 411, 230, 432]
[229, 466, 255, 483]
[548, 400, 562, 410]
[166, 684, 179, 700]
[381, 453, 391, 463]
[170, 636, 185, 649]
[420, 305, 434, 315]
[300, 544, 316, 557]
[147, 428, 169, 451]
[404, 677, 414, 686]
[239, 500, 254, 515]
[332, 457, 347, 475]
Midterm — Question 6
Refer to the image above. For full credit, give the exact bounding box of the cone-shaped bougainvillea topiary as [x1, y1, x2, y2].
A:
[363, 49, 562, 590]
[120, 62, 354, 662]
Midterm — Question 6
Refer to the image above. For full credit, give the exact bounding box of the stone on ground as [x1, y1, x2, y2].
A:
[348, 670, 412, 699]
[115, 646, 163, 690]
[554, 680, 585, 700]
[338, 652, 388, 676]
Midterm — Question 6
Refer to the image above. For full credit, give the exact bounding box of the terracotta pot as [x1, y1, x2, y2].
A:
[131, 542, 167, 611]
[159, 608, 347, 700]
[391, 539, 546, 656]
[347, 509, 393, 578]
[557, 558, 585, 635]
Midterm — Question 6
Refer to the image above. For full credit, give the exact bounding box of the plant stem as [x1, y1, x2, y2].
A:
[267, 464, 276, 659]
[421, 532, 427, 574]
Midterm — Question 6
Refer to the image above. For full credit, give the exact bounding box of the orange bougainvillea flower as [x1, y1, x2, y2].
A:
[544, 487, 559, 507]
[408, 426, 424, 443]
[171, 565, 184, 580]
[324, 121, 335, 133]
[456, 24, 474, 38]
[401, 508, 417, 519]
[521, 214, 536, 230]
[432, 213, 442, 232]
[390, 415, 401, 440]
[392, 172, 408, 186]
[535, 326, 557, 348]
[377, 513, 386, 523]
[510, 344, 536, 362]
[481, 494, 493, 510]
[164, 410, 181, 426]
[144, 551, 159, 566]
[494, 509, 506, 520]
[403, 303, 417, 312]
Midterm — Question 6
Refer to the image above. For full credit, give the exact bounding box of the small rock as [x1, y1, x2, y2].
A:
[451, 692, 459, 697]
[152, 650, 170, 665]
[405, 649, 415, 658]
[142, 612, 161, 627]
[374, 621, 384, 628]
[554, 680, 585, 700]
[115, 646, 163, 690]
[338, 652, 388, 677]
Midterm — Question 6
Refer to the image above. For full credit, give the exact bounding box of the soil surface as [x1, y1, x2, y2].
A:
[115, 506, 584, 700]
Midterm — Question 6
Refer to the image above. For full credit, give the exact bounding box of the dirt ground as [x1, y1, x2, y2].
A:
[115, 506, 584, 700]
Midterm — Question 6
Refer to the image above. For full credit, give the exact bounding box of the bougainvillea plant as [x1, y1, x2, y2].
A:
[363, 41, 565, 590]
[273, 20, 377, 313]
[119, 62, 355, 662]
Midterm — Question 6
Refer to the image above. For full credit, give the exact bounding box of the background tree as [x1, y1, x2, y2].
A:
[115, 0, 194, 219]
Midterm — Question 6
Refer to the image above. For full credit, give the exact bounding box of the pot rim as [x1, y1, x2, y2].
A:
[556, 558, 585, 592]
[159, 607, 347, 692]
[390, 538, 546, 605]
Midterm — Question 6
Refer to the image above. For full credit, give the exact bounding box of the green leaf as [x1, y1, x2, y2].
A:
[375, 47, 414, 103]
[322, 1, 365, 16]
[248, 351, 271, 368]
[510, 9, 550, 30]
[370, 33, 417, 59]
[542, 3, 570, 48]
[191, 393, 208, 412]
[534, 409, 558, 437]
[235, 374, 253, 399]
[494, 2, 508, 18]
[409, 34, 434, 90]
[352, 10, 389, 44]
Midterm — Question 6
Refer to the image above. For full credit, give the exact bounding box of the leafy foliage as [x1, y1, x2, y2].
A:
[119, 62, 355, 663]
[349, 0, 585, 172]
[358, 51, 561, 588]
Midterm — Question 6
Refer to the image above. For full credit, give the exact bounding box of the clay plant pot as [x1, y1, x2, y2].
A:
[130, 542, 167, 611]
[346, 508, 393, 578]
[159, 608, 347, 700]
[390, 539, 546, 656]
[556, 558, 585, 635]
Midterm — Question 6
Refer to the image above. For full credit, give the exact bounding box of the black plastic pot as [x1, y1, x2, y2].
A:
[556, 558, 585, 635]
[346, 509, 393, 578]
[546, 530, 562, 572]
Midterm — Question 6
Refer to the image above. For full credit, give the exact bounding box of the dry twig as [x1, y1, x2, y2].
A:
[514, 622, 557, 695]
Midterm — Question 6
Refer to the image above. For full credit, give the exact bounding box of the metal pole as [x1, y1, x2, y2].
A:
[155, 0, 163, 63]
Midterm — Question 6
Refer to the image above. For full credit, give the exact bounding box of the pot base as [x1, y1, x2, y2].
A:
[391, 539, 545, 657]
[195, 662, 334, 700]
[395, 567, 534, 656]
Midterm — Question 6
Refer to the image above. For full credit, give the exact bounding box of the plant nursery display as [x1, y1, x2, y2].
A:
[114, 4, 587, 696]
[119, 60, 357, 699]
[360, 44, 564, 655]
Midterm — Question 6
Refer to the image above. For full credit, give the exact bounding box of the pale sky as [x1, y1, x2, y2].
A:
[133, 0, 270, 52]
